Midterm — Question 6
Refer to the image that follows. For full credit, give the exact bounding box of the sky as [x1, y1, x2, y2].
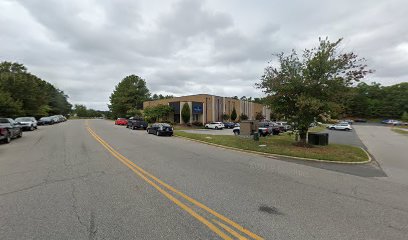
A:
[1, 0, 407, 110]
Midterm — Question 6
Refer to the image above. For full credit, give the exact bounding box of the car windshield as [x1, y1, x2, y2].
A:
[15, 117, 32, 122]
[40, 117, 50, 120]
[160, 123, 171, 127]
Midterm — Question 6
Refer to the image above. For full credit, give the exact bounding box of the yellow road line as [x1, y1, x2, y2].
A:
[213, 219, 249, 240]
[86, 127, 232, 240]
[86, 124, 263, 240]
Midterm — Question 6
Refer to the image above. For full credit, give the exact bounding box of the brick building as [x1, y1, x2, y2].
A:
[143, 94, 271, 124]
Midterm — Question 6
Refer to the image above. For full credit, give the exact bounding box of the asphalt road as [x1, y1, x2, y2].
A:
[354, 125, 408, 185]
[1, 119, 408, 239]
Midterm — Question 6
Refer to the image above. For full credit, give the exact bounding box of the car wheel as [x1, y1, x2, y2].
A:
[132, 125, 136, 130]
[205, 126, 208, 129]
[17, 130, 22, 138]
[330, 127, 335, 130]
[30, 125, 34, 131]
[4, 132, 11, 143]
[234, 131, 239, 136]
[156, 131, 160, 136]
[215, 126, 218, 130]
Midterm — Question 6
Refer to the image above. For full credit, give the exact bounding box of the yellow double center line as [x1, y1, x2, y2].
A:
[86, 124, 263, 240]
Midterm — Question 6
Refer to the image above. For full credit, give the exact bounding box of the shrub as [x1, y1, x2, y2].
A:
[192, 121, 203, 126]
[181, 103, 190, 124]
[231, 107, 237, 121]
[240, 113, 248, 121]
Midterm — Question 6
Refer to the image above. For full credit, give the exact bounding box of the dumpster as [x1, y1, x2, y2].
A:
[308, 132, 329, 146]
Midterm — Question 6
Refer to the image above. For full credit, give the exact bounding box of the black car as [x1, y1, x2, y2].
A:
[0, 118, 23, 143]
[223, 122, 236, 129]
[147, 123, 173, 136]
[38, 117, 55, 125]
[127, 116, 148, 130]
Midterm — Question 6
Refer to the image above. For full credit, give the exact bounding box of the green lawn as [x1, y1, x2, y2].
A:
[175, 131, 368, 163]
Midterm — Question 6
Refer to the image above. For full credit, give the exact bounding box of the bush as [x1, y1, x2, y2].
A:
[222, 114, 230, 121]
[192, 121, 203, 126]
[240, 113, 248, 121]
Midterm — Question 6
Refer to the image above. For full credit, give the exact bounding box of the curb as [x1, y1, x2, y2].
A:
[174, 135, 372, 165]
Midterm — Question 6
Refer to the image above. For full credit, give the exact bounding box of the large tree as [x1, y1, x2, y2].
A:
[258, 38, 372, 144]
[109, 75, 150, 118]
[0, 61, 71, 118]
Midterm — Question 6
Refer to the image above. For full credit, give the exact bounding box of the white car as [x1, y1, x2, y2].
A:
[327, 123, 352, 131]
[205, 122, 225, 130]
[14, 117, 37, 131]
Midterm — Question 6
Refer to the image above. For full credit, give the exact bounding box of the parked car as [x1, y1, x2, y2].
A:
[327, 123, 352, 131]
[127, 116, 148, 130]
[258, 122, 281, 136]
[381, 119, 401, 125]
[0, 118, 23, 143]
[205, 122, 225, 130]
[147, 123, 174, 136]
[15, 117, 37, 131]
[341, 119, 354, 124]
[0, 126, 11, 143]
[54, 115, 67, 122]
[115, 118, 128, 125]
[233, 126, 240, 135]
[275, 121, 291, 131]
[38, 117, 55, 125]
[223, 122, 235, 129]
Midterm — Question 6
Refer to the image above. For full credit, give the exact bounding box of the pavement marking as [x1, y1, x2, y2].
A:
[213, 219, 249, 240]
[85, 124, 263, 240]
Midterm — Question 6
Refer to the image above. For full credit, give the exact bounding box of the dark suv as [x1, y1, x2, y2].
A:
[127, 116, 148, 130]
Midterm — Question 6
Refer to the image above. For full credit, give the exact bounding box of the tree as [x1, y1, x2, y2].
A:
[181, 103, 190, 124]
[109, 75, 150, 118]
[231, 107, 237, 121]
[143, 105, 173, 122]
[240, 113, 248, 121]
[0, 89, 23, 117]
[73, 104, 88, 117]
[222, 114, 230, 121]
[0, 61, 71, 117]
[258, 38, 372, 144]
[402, 111, 408, 122]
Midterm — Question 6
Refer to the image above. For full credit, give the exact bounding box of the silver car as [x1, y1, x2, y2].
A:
[14, 117, 37, 131]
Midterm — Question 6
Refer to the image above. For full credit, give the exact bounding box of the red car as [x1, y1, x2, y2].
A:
[115, 118, 128, 125]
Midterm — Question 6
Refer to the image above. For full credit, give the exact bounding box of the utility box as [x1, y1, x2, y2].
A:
[308, 133, 329, 146]
[240, 120, 259, 136]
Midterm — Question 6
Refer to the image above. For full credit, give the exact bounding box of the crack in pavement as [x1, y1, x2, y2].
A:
[0, 171, 106, 197]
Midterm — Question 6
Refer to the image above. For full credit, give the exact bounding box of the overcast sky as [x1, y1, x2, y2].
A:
[1, 0, 407, 110]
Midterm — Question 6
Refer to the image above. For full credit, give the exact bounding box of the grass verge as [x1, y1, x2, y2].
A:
[175, 131, 368, 163]
[392, 128, 408, 135]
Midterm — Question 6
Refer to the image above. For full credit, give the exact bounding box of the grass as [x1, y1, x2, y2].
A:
[173, 125, 205, 130]
[392, 128, 408, 135]
[175, 131, 368, 163]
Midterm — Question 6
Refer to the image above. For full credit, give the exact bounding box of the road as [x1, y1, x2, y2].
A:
[1, 119, 408, 239]
[354, 124, 408, 185]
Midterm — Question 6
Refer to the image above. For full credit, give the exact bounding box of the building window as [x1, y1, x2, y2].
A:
[193, 114, 199, 122]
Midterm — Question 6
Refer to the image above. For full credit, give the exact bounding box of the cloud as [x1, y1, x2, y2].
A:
[0, 0, 406, 110]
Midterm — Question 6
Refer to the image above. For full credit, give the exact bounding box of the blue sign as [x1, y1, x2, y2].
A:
[193, 106, 202, 113]
[192, 102, 203, 113]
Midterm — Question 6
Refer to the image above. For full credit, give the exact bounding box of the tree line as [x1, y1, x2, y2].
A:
[0, 61, 72, 118]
